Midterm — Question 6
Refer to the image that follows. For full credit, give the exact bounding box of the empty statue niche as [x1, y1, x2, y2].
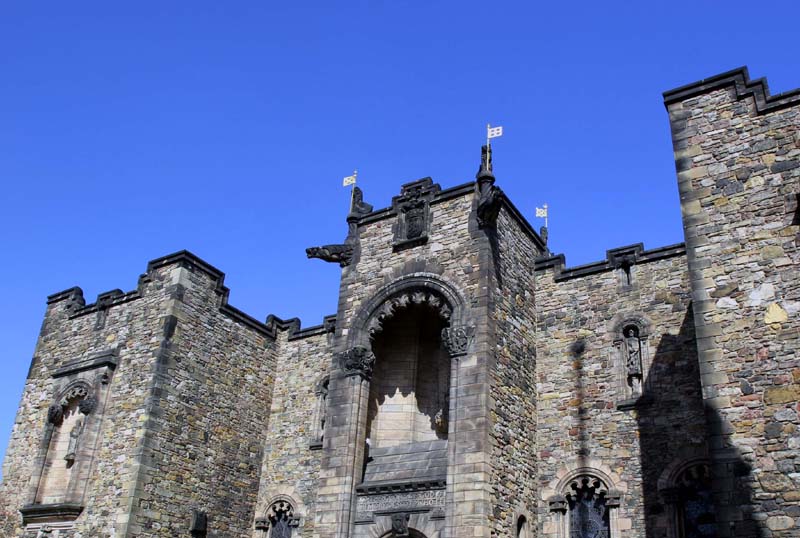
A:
[368, 303, 450, 446]
[363, 302, 450, 486]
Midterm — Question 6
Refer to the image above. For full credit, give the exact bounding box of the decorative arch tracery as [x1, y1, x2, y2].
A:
[548, 469, 622, 538]
[658, 459, 716, 538]
[347, 273, 469, 353]
[255, 498, 300, 537]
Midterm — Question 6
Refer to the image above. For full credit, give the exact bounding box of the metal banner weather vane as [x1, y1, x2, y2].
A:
[343, 170, 358, 211]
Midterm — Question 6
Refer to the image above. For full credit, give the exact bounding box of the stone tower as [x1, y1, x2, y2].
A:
[0, 66, 797, 538]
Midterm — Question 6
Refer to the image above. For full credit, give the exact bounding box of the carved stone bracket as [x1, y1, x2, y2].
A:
[392, 178, 440, 251]
[441, 326, 474, 357]
[547, 494, 567, 513]
[305, 244, 355, 267]
[367, 289, 452, 339]
[606, 489, 622, 508]
[47, 384, 96, 425]
[336, 347, 376, 380]
[78, 397, 97, 415]
[391, 512, 410, 537]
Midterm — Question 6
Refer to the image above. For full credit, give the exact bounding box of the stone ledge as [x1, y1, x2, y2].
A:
[19, 503, 83, 525]
[356, 478, 447, 495]
[52, 350, 118, 378]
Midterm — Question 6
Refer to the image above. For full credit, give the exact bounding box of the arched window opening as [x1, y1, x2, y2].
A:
[567, 477, 610, 538]
[676, 464, 715, 538]
[255, 500, 299, 538]
[516, 515, 530, 538]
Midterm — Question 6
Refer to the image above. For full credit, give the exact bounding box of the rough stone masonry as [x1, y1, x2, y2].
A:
[0, 66, 797, 538]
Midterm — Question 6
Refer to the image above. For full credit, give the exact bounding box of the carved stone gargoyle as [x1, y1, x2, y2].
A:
[305, 244, 354, 267]
[476, 145, 501, 227]
[307, 187, 372, 267]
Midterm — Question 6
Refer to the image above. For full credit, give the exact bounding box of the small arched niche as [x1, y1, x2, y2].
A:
[366, 295, 451, 448]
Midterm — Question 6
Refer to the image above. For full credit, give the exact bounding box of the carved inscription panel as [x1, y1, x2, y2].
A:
[356, 489, 445, 520]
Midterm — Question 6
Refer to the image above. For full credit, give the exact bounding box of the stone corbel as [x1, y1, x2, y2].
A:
[390, 512, 411, 537]
[335, 347, 376, 380]
[441, 326, 474, 357]
[547, 494, 568, 513]
[606, 490, 622, 508]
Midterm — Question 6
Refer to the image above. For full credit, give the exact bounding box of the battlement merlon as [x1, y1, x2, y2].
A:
[534, 242, 686, 282]
[663, 66, 800, 114]
[42, 250, 335, 340]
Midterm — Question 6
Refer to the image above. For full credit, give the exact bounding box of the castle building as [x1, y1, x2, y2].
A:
[0, 66, 798, 538]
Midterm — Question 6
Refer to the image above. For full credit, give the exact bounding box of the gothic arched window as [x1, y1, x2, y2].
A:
[516, 514, 530, 538]
[567, 477, 610, 538]
[675, 464, 716, 538]
[255, 499, 299, 538]
[549, 473, 621, 538]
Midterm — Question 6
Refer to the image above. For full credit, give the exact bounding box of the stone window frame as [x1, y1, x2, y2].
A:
[254, 495, 302, 537]
[22, 351, 117, 528]
[543, 464, 626, 538]
[515, 512, 531, 538]
[610, 314, 652, 409]
[657, 457, 715, 538]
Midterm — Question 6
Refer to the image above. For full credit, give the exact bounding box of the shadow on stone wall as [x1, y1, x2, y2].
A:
[636, 307, 768, 538]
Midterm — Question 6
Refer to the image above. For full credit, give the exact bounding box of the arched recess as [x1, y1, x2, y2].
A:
[345, 274, 470, 451]
[657, 458, 716, 538]
[309, 374, 330, 449]
[610, 313, 653, 402]
[35, 380, 98, 505]
[347, 273, 469, 351]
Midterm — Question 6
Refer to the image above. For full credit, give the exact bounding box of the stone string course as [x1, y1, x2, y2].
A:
[0, 66, 797, 538]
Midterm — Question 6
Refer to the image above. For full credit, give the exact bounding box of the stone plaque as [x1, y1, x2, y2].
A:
[356, 489, 445, 521]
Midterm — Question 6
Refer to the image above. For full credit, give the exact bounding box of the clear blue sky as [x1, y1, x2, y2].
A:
[1, 2, 798, 469]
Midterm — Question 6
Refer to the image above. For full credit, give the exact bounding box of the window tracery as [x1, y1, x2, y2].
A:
[548, 472, 621, 538]
[255, 499, 300, 538]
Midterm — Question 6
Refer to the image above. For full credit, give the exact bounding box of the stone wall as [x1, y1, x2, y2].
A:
[122, 255, 275, 537]
[313, 179, 497, 538]
[533, 248, 706, 538]
[0, 258, 176, 537]
[0, 252, 278, 538]
[252, 328, 331, 537]
[666, 68, 800, 537]
[487, 206, 541, 537]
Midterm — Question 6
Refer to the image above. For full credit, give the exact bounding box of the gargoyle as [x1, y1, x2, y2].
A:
[305, 244, 354, 267]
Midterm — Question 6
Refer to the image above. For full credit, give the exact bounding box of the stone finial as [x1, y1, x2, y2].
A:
[476, 145, 501, 227]
[350, 186, 373, 215]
